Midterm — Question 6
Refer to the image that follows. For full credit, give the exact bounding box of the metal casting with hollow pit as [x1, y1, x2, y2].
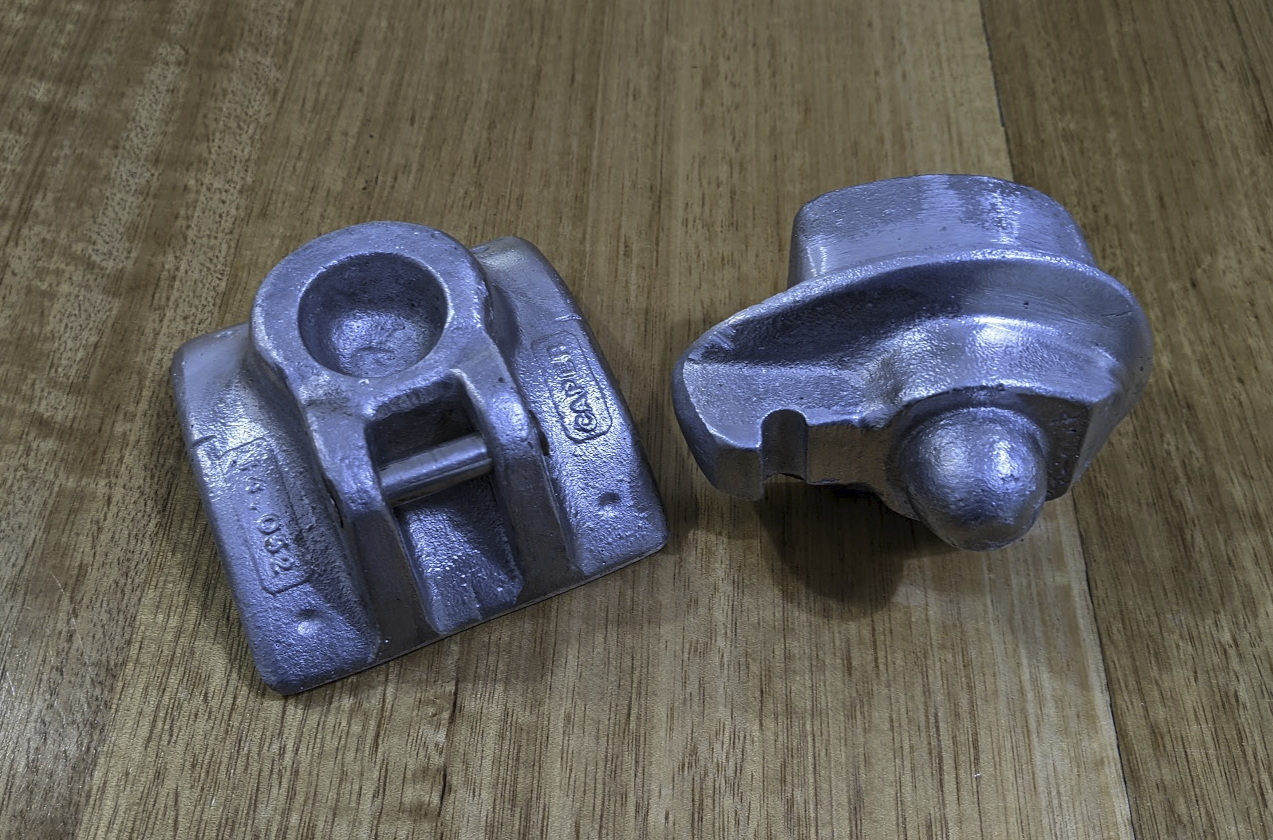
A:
[173, 223, 667, 693]
[672, 175, 1153, 551]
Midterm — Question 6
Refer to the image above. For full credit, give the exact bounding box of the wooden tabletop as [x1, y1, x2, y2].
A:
[2, 1, 1270, 837]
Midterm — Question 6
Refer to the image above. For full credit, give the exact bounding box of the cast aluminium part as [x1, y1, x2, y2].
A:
[173, 222, 668, 693]
[672, 175, 1153, 551]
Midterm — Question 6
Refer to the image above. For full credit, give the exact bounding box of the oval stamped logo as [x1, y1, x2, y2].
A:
[534, 332, 613, 442]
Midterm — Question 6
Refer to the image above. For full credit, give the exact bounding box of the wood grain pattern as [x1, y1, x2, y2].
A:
[0, 0, 1260, 837]
[983, 1, 1273, 837]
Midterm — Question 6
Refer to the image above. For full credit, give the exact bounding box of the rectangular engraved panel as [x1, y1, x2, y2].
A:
[222, 438, 310, 595]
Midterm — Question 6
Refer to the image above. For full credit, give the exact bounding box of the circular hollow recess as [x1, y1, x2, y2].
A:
[298, 253, 448, 377]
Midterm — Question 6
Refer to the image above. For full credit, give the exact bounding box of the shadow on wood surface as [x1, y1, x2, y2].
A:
[755, 481, 952, 617]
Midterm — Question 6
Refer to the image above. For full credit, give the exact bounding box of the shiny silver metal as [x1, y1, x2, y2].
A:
[174, 223, 667, 693]
[673, 175, 1152, 551]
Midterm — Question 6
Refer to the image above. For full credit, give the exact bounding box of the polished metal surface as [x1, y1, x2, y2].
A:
[173, 223, 667, 693]
[673, 175, 1153, 551]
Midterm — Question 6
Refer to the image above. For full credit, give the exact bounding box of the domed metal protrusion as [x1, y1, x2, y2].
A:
[672, 175, 1153, 551]
[896, 408, 1049, 551]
